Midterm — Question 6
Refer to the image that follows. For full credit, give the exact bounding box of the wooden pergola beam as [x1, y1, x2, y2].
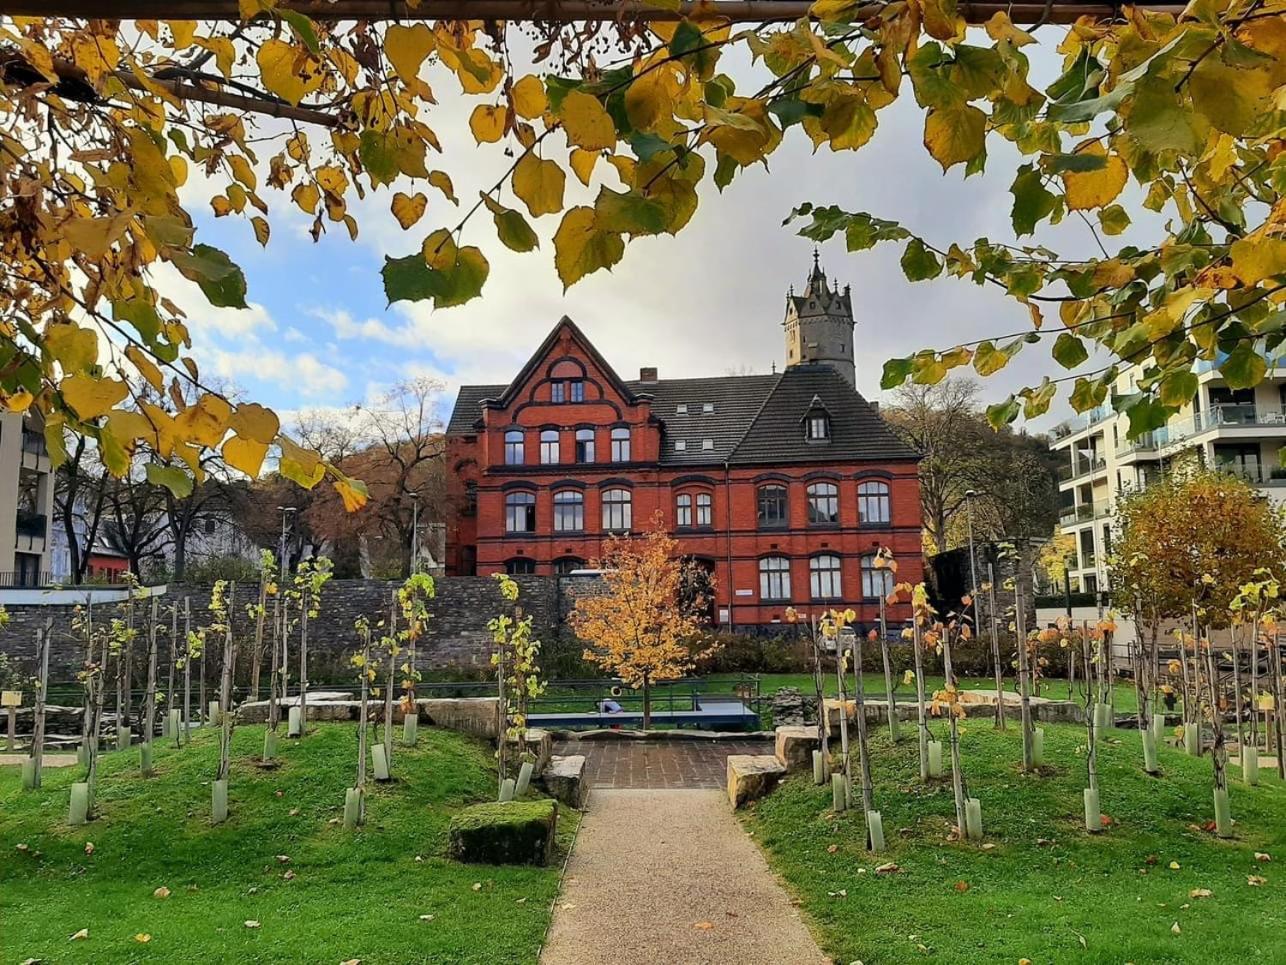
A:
[4, 1, 1178, 26]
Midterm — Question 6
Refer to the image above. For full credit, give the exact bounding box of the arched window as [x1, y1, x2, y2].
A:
[759, 556, 791, 601]
[554, 557, 585, 574]
[602, 488, 632, 532]
[540, 429, 560, 464]
[861, 553, 894, 598]
[807, 482, 839, 524]
[810, 554, 842, 600]
[505, 491, 536, 533]
[696, 492, 712, 526]
[575, 428, 595, 463]
[858, 480, 891, 524]
[611, 426, 630, 462]
[504, 430, 524, 465]
[505, 557, 535, 575]
[757, 484, 788, 527]
[553, 490, 584, 532]
[676, 493, 692, 527]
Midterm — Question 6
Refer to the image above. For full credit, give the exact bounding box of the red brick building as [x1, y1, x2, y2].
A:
[444, 261, 923, 630]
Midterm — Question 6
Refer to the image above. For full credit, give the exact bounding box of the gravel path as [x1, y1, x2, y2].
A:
[541, 789, 829, 965]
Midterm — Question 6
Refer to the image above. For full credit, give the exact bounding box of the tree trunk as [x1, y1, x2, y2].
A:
[1082, 624, 1098, 792]
[642, 674, 652, 732]
[912, 617, 930, 782]
[942, 628, 968, 836]
[1015, 580, 1034, 770]
[851, 633, 875, 823]
[1271, 633, 1286, 781]
[834, 638, 853, 810]
[1231, 624, 1245, 753]
[297, 595, 309, 737]
[249, 581, 266, 701]
[216, 584, 237, 783]
[383, 592, 397, 765]
[29, 622, 51, 788]
[878, 592, 899, 740]
[182, 598, 191, 744]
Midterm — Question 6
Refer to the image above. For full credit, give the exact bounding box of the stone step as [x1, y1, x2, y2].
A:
[727, 754, 786, 809]
[773, 725, 821, 772]
[542, 754, 587, 809]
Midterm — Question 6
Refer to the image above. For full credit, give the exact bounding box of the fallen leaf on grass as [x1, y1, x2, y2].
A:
[826, 889, 848, 898]
[275, 855, 291, 864]
[1100, 815, 1113, 828]
[288, 808, 300, 817]
[154, 886, 171, 899]
[827, 844, 839, 854]
[84, 842, 94, 855]
[1189, 889, 1212, 899]
[340, 959, 361, 964]
[418, 915, 435, 922]
[1255, 852, 1271, 863]
[16, 843, 29, 852]
[134, 934, 151, 944]
[282, 870, 296, 881]
[244, 920, 261, 929]
[981, 842, 996, 851]
[693, 922, 715, 931]
[70, 929, 88, 941]
[1171, 922, 1181, 935]
[471, 882, 482, 892]
[875, 862, 901, 874]
[953, 881, 969, 893]
[1248, 875, 1267, 886]
[515, 897, 527, 904]
[1168, 861, 1181, 870]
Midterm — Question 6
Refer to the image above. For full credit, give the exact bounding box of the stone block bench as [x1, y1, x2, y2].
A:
[727, 754, 785, 809]
[447, 800, 558, 866]
[773, 725, 821, 773]
[542, 754, 587, 809]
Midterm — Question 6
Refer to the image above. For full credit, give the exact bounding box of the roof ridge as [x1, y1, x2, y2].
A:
[726, 371, 786, 461]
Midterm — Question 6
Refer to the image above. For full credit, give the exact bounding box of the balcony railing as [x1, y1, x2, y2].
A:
[1057, 455, 1107, 481]
[1216, 463, 1286, 486]
[0, 570, 54, 588]
[1161, 405, 1286, 446]
[1059, 502, 1110, 525]
[21, 430, 47, 457]
[1050, 404, 1113, 440]
[15, 509, 47, 540]
[1116, 432, 1160, 457]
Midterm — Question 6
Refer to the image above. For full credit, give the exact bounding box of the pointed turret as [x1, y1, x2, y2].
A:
[783, 251, 856, 386]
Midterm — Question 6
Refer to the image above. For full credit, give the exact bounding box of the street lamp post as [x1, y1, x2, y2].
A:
[409, 492, 419, 577]
[964, 490, 979, 618]
[277, 505, 295, 577]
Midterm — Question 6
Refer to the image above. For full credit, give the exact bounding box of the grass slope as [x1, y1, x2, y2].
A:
[743, 722, 1286, 964]
[0, 724, 574, 964]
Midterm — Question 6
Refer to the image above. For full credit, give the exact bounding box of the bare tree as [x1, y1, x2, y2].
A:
[53, 435, 109, 584]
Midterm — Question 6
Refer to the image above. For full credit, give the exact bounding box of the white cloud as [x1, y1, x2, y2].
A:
[204, 345, 348, 398]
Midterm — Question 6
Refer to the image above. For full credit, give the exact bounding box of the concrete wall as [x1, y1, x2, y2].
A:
[0, 575, 599, 685]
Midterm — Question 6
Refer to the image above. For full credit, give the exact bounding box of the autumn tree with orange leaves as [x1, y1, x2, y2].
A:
[572, 517, 718, 730]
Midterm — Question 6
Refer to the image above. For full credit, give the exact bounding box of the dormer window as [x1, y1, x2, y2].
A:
[676, 404, 688, 414]
[702, 403, 714, 413]
[674, 440, 687, 451]
[807, 413, 830, 441]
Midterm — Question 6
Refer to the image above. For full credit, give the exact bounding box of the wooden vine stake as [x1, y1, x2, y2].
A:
[830, 617, 853, 812]
[346, 617, 373, 829]
[851, 625, 883, 851]
[213, 582, 237, 824]
[140, 597, 159, 776]
[1014, 576, 1035, 771]
[181, 597, 192, 745]
[807, 607, 829, 787]
[873, 548, 899, 741]
[374, 590, 398, 782]
[164, 603, 178, 740]
[76, 597, 95, 761]
[937, 599, 978, 841]
[22, 620, 51, 791]
[70, 613, 105, 825]
[1081, 621, 1102, 833]
[910, 589, 932, 782]
[264, 580, 286, 762]
[987, 561, 1005, 730]
[249, 551, 271, 702]
[1202, 626, 1232, 838]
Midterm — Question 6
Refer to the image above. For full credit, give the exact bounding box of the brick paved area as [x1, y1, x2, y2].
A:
[552, 738, 774, 789]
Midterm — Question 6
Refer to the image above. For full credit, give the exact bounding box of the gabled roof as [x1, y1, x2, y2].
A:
[496, 316, 639, 409]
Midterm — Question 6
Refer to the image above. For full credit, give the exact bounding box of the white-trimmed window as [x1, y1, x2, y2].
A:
[858, 480, 891, 524]
[810, 554, 842, 600]
[807, 482, 839, 524]
[575, 428, 594, 463]
[504, 430, 524, 465]
[540, 429, 560, 464]
[611, 427, 630, 462]
[807, 413, 830, 440]
[861, 553, 894, 598]
[759, 556, 791, 601]
[602, 488, 632, 531]
[553, 490, 584, 532]
[676, 493, 692, 527]
[696, 492, 712, 526]
[505, 491, 536, 533]
[757, 484, 788, 527]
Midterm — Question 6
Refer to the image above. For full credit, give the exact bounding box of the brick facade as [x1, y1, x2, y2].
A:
[445, 316, 924, 631]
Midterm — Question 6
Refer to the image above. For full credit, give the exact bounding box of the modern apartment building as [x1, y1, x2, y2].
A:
[1052, 359, 1286, 594]
[0, 411, 55, 587]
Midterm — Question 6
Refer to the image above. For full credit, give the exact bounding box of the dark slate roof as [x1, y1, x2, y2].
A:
[447, 364, 918, 466]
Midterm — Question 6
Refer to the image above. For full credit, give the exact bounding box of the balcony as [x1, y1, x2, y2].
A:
[0, 570, 53, 588]
[1215, 463, 1286, 486]
[1059, 502, 1110, 525]
[1161, 405, 1286, 447]
[1050, 404, 1113, 441]
[21, 430, 46, 456]
[15, 509, 47, 539]
[1116, 432, 1160, 458]
[1057, 454, 1106, 481]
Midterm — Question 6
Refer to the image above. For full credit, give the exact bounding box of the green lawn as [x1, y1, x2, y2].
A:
[0, 724, 574, 964]
[742, 722, 1286, 964]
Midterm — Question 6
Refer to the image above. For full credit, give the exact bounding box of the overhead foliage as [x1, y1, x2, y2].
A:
[2, 0, 1283, 512]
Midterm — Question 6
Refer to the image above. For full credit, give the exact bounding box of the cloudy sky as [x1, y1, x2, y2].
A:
[167, 28, 1132, 435]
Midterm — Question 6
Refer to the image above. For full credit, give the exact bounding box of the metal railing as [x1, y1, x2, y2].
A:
[1162, 405, 1286, 446]
[15, 509, 47, 539]
[1057, 455, 1106, 481]
[1059, 502, 1110, 525]
[0, 569, 54, 588]
[1051, 404, 1113, 440]
[1115, 432, 1160, 457]
[1216, 463, 1286, 486]
[21, 430, 46, 457]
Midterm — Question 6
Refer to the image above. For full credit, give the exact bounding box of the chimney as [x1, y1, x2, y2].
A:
[869, 401, 879, 413]
[639, 366, 658, 382]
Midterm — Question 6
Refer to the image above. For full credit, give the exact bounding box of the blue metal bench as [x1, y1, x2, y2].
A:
[528, 699, 759, 731]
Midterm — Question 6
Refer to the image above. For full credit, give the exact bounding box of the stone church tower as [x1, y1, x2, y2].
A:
[782, 251, 856, 387]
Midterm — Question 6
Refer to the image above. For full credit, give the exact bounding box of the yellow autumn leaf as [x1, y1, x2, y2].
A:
[923, 103, 986, 171]
[46, 322, 99, 373]
[256, 39, 323, 107]
[223, 436, 270, 478]
[229, 402, 279, 444]
[511, 74, 548, 119]
[125, 344, 164, 392]
[1230, 237, 1286, 286]
[63, 213, 131, 260]
[333, 476, 369, 512]
[512, 153, 566, 217]
[174, 393, 232, 448]
[560, 90, 617, 151]
[553, 206, 625, 289]
[62, 375, 128, 421]
[385, 23, 436, 86]
[1062, 141, 1128, 211]
[469, 104, 508, 144]
[570, 148, 599, 187]
[984, 11, 1035, 45]
[428, 171, 458, 205]
[292, 182, 320, 215]
[71, 32, 120, 88]
[392, 191, 427, 229]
